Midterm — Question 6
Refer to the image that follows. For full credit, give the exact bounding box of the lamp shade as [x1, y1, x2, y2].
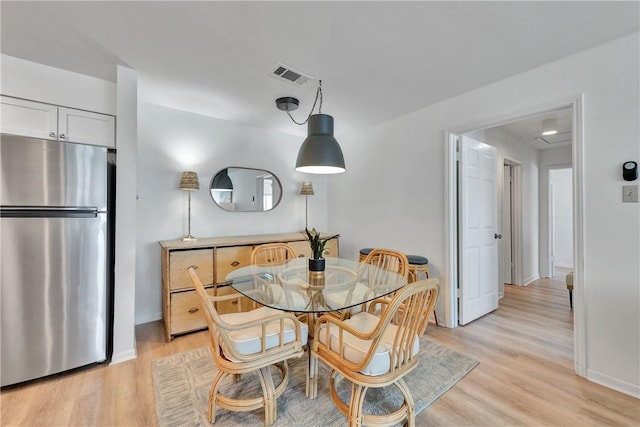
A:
[295, 114, 345, 174]
[179, 171, 200, 191]
[300, 181, 315, 195]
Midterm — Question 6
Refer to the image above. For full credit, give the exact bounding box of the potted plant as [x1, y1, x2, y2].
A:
[304, 228, 340, 271]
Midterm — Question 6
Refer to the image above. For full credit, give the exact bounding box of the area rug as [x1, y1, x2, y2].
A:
[153, 336, 477, 426]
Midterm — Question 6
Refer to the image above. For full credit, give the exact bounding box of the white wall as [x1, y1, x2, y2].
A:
[329, 33, 640, 397]
[135, 103, 329, 324]
[1, 54, 116, 114]
[539, 146, 573, 277]
[551, 168, 573, 268]
[466, 127, 540, 286]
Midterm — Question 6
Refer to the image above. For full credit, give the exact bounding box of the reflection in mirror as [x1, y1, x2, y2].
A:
[210, 167, 282, 212]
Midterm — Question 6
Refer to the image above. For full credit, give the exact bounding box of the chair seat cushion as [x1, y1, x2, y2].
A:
[318, 311, 419, 376]
[220, 307, 308, 358]
[323, 282, 370, 311]
[359, 248, 374, 255]
[406, 255, 429, 265]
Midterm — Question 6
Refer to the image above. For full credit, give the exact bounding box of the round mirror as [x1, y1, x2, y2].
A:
[210, 167, 282, 212]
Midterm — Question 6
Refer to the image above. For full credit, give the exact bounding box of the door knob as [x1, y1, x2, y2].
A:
[494, 233, 503, 239]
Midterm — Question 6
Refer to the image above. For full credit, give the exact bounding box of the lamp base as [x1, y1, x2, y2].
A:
[182, 235, 198, 242]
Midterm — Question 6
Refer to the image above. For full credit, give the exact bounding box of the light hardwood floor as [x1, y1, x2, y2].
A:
[2, 276, 638, 426]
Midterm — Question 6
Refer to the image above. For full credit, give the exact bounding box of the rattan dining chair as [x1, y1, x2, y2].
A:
[251, 242, 297, 266]
[332, 248, 409, 319]
[188, 266, 308, 426]
[309, 278, 439, 427]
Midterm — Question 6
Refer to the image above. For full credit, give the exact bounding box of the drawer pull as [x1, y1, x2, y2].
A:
[298, 254, 305, 258]
[231, 261, 240, 267]
[188, 307, 199, 314]
[231, 300, 238, 305]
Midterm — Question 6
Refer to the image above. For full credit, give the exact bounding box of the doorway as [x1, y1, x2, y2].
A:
[444, 95, 585, 376]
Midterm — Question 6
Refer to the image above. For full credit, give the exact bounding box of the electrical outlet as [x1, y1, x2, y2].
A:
[623, 185, 639, 202]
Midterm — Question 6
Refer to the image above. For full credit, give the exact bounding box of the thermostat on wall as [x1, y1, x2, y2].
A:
[623, 161, 638, 181]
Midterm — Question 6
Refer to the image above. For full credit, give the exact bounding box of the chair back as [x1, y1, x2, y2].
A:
[361, 248, 409, 287]
[252, 243, 297, 266]
[366, 278, 439, 374]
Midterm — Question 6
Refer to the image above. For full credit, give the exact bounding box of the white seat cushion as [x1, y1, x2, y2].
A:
[220, 307, 308, 358]
[318, 311, 419, 376]
[323, 282, 369, 311]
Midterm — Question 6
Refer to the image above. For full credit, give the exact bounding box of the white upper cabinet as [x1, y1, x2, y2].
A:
[1, 96, 115, 148]
[58, 107, 115, 147]
[0, 97, 57, 140]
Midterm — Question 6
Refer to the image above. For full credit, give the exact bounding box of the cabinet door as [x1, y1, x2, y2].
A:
[0, 96, 57, 139]
[58, 107, 115, 148]
[169, 249, 214, 291]
[215, 246, 253, 283]
[287, 240, 312, 258]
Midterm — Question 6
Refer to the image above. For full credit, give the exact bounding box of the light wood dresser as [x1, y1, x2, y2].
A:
[159, 232, 339, 341]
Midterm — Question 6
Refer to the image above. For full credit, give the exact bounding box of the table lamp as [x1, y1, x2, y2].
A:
[300, 181, 314, 229]
[180, 171, 200, 241]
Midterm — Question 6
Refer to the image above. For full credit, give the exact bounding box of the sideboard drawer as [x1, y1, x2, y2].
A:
[170, 288, 214, 336]
[169, 249, 213, 291]
[215, 246, 253, 282]
[287, 240, 312, 258]
[322, 239, 339, 258]
[215, 284, 254, 314]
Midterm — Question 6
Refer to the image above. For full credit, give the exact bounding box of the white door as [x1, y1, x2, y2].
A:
[502, 165, 513, 286]
[459, 135, 499, 325]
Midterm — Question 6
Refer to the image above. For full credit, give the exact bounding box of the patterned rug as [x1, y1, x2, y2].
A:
[153, 336, 477, 426]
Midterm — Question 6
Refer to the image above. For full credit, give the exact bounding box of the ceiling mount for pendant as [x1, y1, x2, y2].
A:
[275, 97, 299, 112]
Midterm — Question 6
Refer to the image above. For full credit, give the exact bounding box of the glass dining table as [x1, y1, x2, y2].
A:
[225, 257, 407, 398]
[224, 257, 407, 315]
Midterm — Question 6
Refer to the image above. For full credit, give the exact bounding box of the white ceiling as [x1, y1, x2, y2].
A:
[1, 1, 638, 140]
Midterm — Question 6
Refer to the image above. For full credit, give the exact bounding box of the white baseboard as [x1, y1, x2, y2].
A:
[587, 368, 640, 398]
[135, 311, 162, 326]
[110, 348, 137, 365]
[523, 274, 540, 286]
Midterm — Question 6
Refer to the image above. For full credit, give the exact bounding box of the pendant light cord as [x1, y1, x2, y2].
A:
[286, 80, 323, 125]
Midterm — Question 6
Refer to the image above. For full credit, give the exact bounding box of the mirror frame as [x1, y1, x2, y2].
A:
[209, 166, 283, 212]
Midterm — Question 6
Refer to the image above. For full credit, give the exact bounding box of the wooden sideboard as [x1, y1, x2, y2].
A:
[159, 232, 339, 341]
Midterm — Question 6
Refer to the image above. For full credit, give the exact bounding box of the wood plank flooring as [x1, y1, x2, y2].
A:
[2, 276, 638, 426]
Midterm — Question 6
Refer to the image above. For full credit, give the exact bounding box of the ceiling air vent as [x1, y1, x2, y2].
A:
[271, 63, 312, 86]
[535, 131, 572, 145]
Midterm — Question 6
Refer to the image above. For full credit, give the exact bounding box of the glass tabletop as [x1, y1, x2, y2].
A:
[224, 257, 407, 313]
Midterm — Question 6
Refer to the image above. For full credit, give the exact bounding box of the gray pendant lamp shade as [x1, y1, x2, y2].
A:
[211, 168, 234, 191]
[295, 114, 346, 174]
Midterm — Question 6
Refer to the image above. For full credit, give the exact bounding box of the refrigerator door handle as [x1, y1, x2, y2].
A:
[0, 206, 99, 218]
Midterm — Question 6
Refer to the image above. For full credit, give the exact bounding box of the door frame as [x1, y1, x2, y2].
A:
[443, 94, 585, 377]
[502, 158, 523, 287]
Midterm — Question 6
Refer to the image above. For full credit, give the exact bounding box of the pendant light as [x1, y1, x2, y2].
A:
[276, 80, 346, 174]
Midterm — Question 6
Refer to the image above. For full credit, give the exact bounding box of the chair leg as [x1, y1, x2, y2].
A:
[257, 366, 277, 426]
[395, 377, 416, 427]
[208, 370, 226, 424]
[307, 352, 318, 399]
[348, 383, 368, 427]
[569, 289, 573, 309]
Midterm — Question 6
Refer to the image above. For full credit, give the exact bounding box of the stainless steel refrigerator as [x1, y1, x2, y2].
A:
[1, 134, 113, 387]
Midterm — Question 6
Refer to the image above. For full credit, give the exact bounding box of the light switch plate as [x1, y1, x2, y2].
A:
[623, 185, 639, 202]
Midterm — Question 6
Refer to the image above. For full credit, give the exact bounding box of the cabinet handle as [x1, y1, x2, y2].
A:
[298, 254, 305, 258]
[49, 132, 56, 138]
[188, 307, 199, 314]
[231, 261, 240, 267]
[59, 133, 66, 139]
